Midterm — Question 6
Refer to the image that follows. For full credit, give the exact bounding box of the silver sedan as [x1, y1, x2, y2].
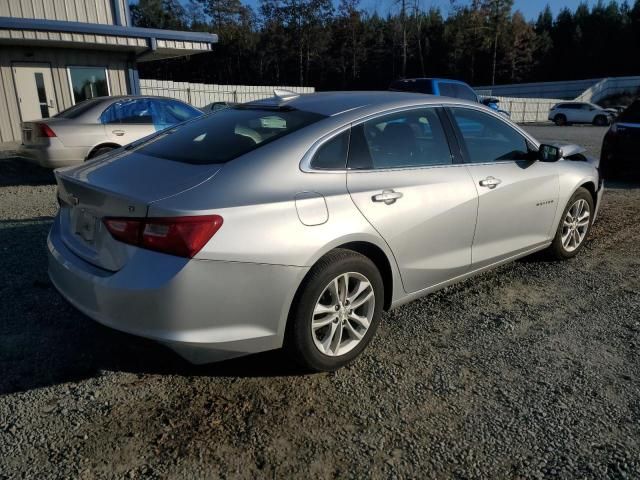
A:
[19, 96, 202, 168]
[48, 91, 603, 371]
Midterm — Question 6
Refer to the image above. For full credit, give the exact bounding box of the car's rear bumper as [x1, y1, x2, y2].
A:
[47, 214, 308, 363]
[18, 141, 86, 168]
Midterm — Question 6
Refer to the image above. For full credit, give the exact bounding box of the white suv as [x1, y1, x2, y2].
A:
[548, 102, 616, 126]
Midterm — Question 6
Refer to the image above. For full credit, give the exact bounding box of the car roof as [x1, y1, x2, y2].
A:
[394, 78, 471, 85]
[248, 91, 476, 117]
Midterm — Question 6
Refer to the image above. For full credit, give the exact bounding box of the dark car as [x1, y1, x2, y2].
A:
[600, 100, 640, 179]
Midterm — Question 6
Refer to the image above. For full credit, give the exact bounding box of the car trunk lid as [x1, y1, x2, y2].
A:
[55, 151, 222, 271]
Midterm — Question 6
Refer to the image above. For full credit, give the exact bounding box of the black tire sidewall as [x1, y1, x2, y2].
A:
[88, 147, 114, 160]
[287, 250, 384, 372]
[555, 114, 567, 126]
[550, 188, 594, 259]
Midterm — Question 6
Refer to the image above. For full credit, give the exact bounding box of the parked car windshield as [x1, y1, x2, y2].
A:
[618, 101, 640, 123]
[135, 107, 327, 164]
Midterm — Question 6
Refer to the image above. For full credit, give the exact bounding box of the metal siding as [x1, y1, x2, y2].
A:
[0, 46, 130, 142]
[4, 0, 115, 25]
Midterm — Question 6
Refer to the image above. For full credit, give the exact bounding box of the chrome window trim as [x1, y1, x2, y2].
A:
[301, 103, 460, 174]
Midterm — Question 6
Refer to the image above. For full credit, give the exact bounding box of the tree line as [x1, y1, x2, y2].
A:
[132, 0, 640, 89]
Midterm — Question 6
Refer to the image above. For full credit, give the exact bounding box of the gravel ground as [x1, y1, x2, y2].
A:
[1, 126, 639, 479]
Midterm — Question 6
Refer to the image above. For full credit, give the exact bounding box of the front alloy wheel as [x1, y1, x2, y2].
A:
[548, 187, 594, 259]
[560, 198, 590, 252]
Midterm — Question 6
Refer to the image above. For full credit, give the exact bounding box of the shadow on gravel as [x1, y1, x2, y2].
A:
[0, 218, 308, 395]
[0, 157, 56, 187]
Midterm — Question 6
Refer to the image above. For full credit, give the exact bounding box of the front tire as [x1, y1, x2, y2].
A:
[554, 114, 567, 126]
[547, 187, 594, 260]
[286, 249, 384, 372]
[593, 115, 608, 126]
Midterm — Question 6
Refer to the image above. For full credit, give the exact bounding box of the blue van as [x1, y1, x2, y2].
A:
[389, 78, 479, 102]
[389, 78, 510, 117]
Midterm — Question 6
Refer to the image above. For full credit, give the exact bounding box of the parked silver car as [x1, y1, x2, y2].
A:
[19, 96, 203, 168]
[48, 91, 603, 371]
[548, 102, 616, 126]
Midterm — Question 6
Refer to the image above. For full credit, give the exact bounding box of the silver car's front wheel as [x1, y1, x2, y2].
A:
[311, 272, 375, 357]
[286, 249, 384, 372]
[548, 187, 594, 260]
[561, 198, 590, 252]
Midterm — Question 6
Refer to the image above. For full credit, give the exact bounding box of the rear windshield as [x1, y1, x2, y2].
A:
[618, 101, 640, 123]
[55, 99, 103, 119]
[136, 107, 326, 164]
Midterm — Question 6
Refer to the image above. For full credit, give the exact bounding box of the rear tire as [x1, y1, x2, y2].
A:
[554, 114, 567, 126]
[547, 187, 594, 260]
[87, 146, 115, 160]
[593, 115, 608, 126]
[285, 249, 384, 372]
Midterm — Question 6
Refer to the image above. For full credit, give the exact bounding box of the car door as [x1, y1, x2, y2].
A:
[100, 98, 157, 145]
[446, 106, 560, 269]
[346, 106, 479, 294]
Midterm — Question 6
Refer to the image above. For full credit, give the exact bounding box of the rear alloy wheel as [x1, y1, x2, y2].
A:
[593, 115, 608, 126]
[286, 249, 384, 371]
[554, 114, 567, 126]
[548, 187, 593, 259]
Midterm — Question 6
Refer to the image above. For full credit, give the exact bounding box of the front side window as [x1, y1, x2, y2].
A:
[68, 67, 109, 104]
[438, 82, 457, 98]
[454, 84, 478, 102]
[100, 99, 153, 124]
[160, 100, 202, 124]
[348, 108, 452, 169]
[449, 107, 530, 163]
[134, 107, 326, 165]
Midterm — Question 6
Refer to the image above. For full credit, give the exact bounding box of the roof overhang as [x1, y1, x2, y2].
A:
[0, 17, 218, 61]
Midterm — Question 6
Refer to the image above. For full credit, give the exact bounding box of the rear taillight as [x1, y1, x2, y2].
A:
[103, 215, 223, 258]
[36, 123, 57, 138]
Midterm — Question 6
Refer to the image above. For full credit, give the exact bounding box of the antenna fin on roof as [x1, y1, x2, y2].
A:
[273, 88, 300, 100]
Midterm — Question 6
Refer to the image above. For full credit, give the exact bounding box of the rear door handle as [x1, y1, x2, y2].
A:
[112, 129, 125, 136]
[372, 190, 403, 205]
[479, 176, 502, 189]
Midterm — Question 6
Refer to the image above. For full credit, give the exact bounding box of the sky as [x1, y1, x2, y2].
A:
[342, 0, 597, 20]
[138, 0, 599, 21]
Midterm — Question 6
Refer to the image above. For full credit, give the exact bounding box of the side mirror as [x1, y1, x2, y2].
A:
[538, 144, 563, 162]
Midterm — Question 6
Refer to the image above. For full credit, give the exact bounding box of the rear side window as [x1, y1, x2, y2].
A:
[55, 99, 103, 119]
[310, 130, 350, 170]
[449, 107, 530, 163]
[135, 107, 326, 165]
[348, 107, 452, 169]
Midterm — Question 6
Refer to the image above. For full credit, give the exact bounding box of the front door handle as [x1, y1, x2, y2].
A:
[112, 129, 125, 136]
[479, 176, 502, 189]
[372, 190, 403, 205]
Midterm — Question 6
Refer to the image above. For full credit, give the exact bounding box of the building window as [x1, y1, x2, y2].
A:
[68, 67, 110, 104]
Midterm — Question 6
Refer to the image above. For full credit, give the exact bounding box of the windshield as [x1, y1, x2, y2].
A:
[135, 107, 327, 164]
